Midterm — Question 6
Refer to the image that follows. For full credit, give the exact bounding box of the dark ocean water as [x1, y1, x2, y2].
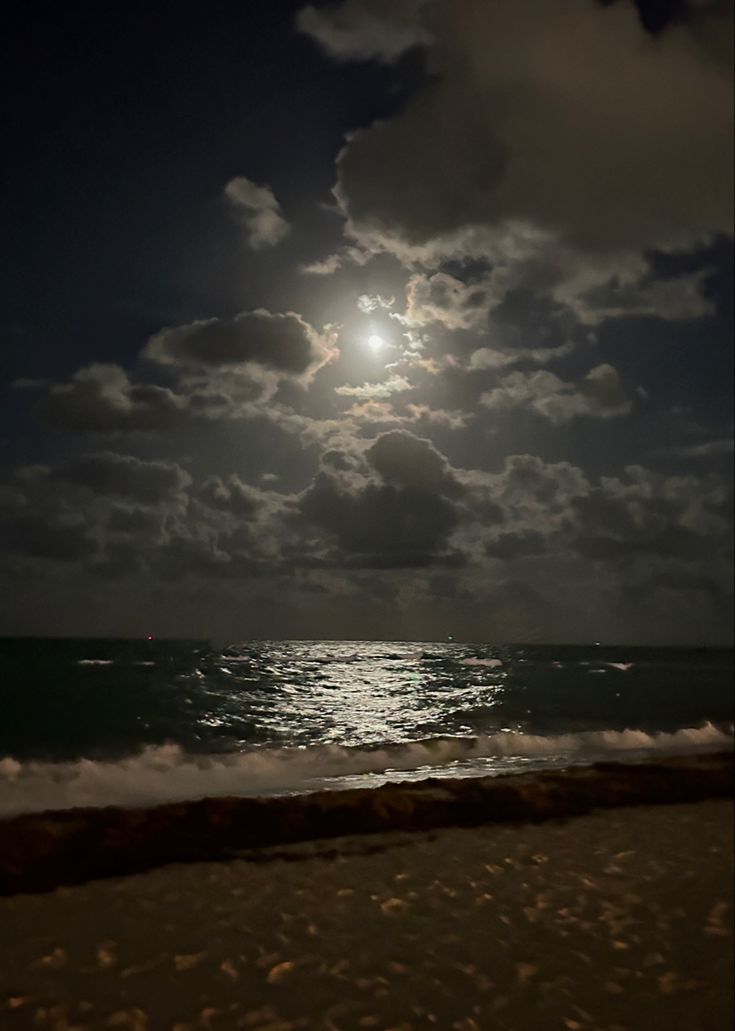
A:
[0, 639, 732, 814]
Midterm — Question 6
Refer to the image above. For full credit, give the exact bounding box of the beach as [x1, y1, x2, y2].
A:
[1, 796, 732, 1030]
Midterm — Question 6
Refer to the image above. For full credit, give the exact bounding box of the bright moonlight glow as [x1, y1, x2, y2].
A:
[367, 334, 384, 351]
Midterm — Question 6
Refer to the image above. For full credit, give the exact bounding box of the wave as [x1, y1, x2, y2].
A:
[0, 723, 731, 817]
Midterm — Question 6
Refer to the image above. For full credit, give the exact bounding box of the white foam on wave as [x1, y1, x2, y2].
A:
[0, 723, 730, 818]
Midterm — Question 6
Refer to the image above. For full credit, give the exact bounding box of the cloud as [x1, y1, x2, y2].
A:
[106, 505, 166, 537]
[484, 529, 548, 560]
[299, 476, 461, 569]
[198, 474, 266, 517]
[404, 403, 471, 430]
[0, 512, 94, 563]
[470, 453, 730, 583]
[32, 364, 189, 433]
[297, 0, 432, 63]
[1, 435, 729, 645]
[402, 272, 497, 329]
[145, 309, 335, 378]
[55, 453, 191, 506]
[672, 438, 735, 458]
[481, 363, 634, 423]
[468, 341, 575, 370]
[366, 429, 461, 494]
[224, 177, 290, 249]
[30, 307, 339, 436]
[332, 0, 732, 258]
[556, 268, 717, 325]
[335, 373, 413, 400]
[298, 430, 465, 567]
[567, 464, 730, 562]
[357, 293, 395, 312]
[300, 244, 371, 276]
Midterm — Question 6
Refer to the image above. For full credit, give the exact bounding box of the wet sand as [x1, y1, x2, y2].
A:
[0, 799, 732, 1030]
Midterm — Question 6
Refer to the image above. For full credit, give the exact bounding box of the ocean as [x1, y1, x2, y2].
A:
[0, 638, 732, 816]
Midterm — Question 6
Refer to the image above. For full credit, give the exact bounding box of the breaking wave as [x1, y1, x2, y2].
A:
[0, 722, 731, 817]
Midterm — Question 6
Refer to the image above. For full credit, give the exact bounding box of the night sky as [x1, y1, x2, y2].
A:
[1, 0, 732, 643]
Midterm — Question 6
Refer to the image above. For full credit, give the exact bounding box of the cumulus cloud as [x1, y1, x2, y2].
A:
[55, 453, 191, 506]
[474, 452, 730, 577]
[31, 364, 189, 433]
[298, 430, 464, 567]
[145, 309, 335, 378]
[300, 472, 462, 568]
[366, 429, 461, 494]
[335, 373, 413, 400]
[332, 0, 732, 258]
[106, 505, 166, 537]
[31, 307, 340, 437]
[224, 177, 290, 249]
[1, 432, 730, 645]
[297, 0, 432, 63]
[567, 464, 730, 561]
[198, 474, 266, 517]
[481, 363, 634, 424]
[484, 529, 548, 560]
[401, 272, 497, 329]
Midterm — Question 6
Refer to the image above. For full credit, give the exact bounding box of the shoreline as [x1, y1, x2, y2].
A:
[0, 750, 732, 896]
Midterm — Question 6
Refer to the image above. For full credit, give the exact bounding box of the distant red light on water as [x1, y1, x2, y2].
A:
[146, 635, 154, 641]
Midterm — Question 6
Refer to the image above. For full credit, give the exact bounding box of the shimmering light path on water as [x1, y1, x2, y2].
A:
[0, 640, 732, 812]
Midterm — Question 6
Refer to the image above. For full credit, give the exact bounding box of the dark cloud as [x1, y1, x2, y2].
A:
[1, 432, 730, 640]
[330, 0, 732, 256]
[365, 429, 461, 494]
[32, 364, 189, 433]
[484, 529, 548, 560]
[567, 464, 730, 561]
[0, 513, 94, 564]
[198, 474, 266, 518]
[106, 505, 166, 537]
[300, 473, 462, 568]
[299, 430, 465, 567]
[145, 310, 334, 377]
[54, 453, 191, 506]
[27, 307, 340, 436]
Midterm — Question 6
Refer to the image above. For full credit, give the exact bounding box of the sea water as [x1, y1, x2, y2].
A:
[0, 639, 732, 815]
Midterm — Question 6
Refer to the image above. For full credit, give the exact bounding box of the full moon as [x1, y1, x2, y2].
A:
[367, 334, 384, 351]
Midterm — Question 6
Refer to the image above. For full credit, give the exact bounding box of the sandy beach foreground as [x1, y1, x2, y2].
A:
[0, 798, 732, 1031]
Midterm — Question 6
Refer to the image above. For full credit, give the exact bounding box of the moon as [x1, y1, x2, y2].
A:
[367, 334, 385, 351]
